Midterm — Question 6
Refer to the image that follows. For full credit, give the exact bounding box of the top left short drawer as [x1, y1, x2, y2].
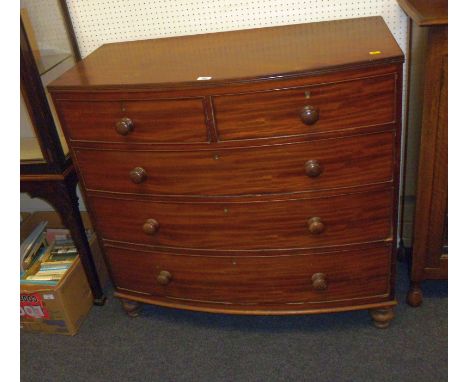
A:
[55, 98, 209, 144]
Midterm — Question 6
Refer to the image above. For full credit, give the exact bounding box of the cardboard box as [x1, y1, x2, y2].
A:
[20, 257, 93, 335]
[20, 211, 109, 335]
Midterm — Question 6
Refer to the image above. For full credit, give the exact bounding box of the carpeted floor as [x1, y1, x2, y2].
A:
[20, 260, 447, 382]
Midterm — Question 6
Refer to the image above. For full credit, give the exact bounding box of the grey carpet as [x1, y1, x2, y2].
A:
[20, 260, 447, 382]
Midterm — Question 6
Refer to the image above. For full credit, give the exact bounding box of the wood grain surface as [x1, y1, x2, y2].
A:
[56, 98, 208, 143]
[48, 17, 403, 317]
[407, 18, 448, 297]
[214, 73, 396, 141]
[107, 244, 391, 304]
[397, 0, 448, 26]
[75, 131, 394, 196]
[88, 188, 393, 251]
[48, 17, 403, 90]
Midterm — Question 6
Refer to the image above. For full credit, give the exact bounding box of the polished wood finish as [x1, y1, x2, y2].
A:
[49, 17, 403, 325]
[213, 74, 396, 141]
[106, 245, 391, 305]
[397, 0, 447, 26]
[369, 307, 395, 329]
[398, 2, 448, 306]
[74, 131, 395, 197]
[88, 188, 392, 251]
[56, 98, 208, 143]
[49, 17, 403, 90]
[406, 282, 423, 307]
[114, 290, 396, 315]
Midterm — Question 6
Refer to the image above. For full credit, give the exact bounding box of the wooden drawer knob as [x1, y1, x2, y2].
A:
[143, 218, 159, 235]
[157, 270, 172, 285]
[115, 117, 134, 136]
[129, 167, 147, 184]
[304, 160, 322, 177]
[308, 217, 325, 234]
[311, 273, 327, 290]
[299, 105, 319, 125]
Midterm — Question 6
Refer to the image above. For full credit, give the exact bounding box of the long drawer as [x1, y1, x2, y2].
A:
[89, 188, 393, 250]
[75, 131, 394, 196]
[106, 244, 391, 304]
[213, 73, 396, 141]
[56, 98, 208, 143]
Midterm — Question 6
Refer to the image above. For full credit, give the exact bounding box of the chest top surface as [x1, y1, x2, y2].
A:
[49, 16, 403, 91]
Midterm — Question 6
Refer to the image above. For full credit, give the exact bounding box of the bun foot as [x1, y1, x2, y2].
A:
[407, 283, 423, 307]
[120, 299, 141, 317]
[369, 307, 395, 329]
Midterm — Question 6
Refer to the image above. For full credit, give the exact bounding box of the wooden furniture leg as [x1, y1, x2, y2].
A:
[369, 307, 395, 329]
[120, 299, 141, 317]
[407, 282, 423, 307]
[21, 169, 106, 305]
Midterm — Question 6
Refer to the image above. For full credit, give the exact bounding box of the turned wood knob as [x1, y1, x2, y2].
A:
[299, 105, 319, 125]
[308, 217, 325, 234]
[115, 117, 134, 136]
[142, 218, 159, 235]
[311, 273, 327, 290]
[129, 167, 147, 184]
[157, 270, 172, 285]
[304, 160, 322, 177]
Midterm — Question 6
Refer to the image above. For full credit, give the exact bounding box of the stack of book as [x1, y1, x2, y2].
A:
[25, 263, 72, 282]
[20, 221, 48, 275]
[20, 222, 94, 286]
[26, 242, 76, 280]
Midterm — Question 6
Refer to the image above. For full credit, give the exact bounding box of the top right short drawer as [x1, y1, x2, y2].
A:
[213, 73, 396, 141]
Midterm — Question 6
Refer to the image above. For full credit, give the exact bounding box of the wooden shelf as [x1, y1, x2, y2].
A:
[21, 135, 68, 162]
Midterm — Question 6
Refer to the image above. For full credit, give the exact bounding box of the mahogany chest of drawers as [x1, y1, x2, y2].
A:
[49, 17, 404, 328]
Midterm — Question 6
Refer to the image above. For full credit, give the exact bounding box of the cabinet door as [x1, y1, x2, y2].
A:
[412, 26, 447, 280]
[20, 1, 78, 169]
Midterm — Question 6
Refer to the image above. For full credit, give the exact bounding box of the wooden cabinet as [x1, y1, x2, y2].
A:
[20, 1, 105, 304]
[49, 17, 404, 327]
[397, 0, 448, 306]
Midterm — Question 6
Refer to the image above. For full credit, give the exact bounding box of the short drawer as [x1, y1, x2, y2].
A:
[75, 131, 394, 196]
[106, 244, 391, 304]
[89, 188, 393, 250]
[213, 73, 396, 140]
[56, 98, 208, 143]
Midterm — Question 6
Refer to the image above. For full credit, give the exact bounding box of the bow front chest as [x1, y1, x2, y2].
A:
[49, 16, 404, 327]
